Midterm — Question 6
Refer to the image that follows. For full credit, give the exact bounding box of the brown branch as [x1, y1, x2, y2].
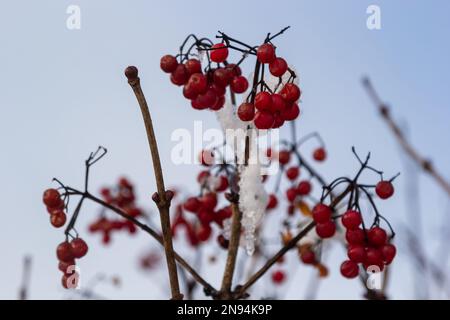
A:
[362, 77, 450, 197]
[125, 67, 182, 299]
[83, 191, 217, 295]
[235, 185, 353, 298]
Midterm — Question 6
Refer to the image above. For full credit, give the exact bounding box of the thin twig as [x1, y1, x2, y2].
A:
[362, 77, 450, 197]
[18, 255, 32, 300]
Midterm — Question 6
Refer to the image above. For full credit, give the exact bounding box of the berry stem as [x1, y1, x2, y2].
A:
[127, 75, 182, 300]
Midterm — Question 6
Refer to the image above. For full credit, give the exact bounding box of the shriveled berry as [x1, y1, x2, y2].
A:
[375, 181, 394, 199]
[237, 102, 255, 121]
[160, 55, 178, 73]
[254, 92, 273, 111]
[230, 76, 248, 93]
[257, 43, 276, 64]
[210, 43, 228, 63]
[297, 181, 312, 196]
[124, 66, 139, 80]
[70, 238, 88, 259]
[269, 57, 288, 77]
[368, 227, 387, 247]
[340, 260, 359, 278]
[254, 111, 274, 129]
[341, 210, 362, 230]
[315, 221, 336, 238]
[312, 204, 332, 223]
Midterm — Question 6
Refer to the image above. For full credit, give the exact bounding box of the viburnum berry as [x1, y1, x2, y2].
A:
[347, 245, 366, 263]
[312, 204, 332, 223]
[278, 150, 291, 165]
[210, 83, 226, 96]
[254, 111, 274, 129]
[345, 228, 366, 245]
[341, 210, 362, 230]
[210, 43, 228, 63]
[287, 204, 295, 216]
[257, 43, 276, 64]
[160, 55, 178, 73]
[280, 102, 300, 121]
[237, 102, 255, 121]
[170, 64, 189, 86]
[214, 176, 229, 192]
[375, 181, 394, 199]
[270, 94, 286, 113]
[197, 170, 210, 184]
[225, 63, 242, 76]
[194, 88, 218, 108]
[70, 238, 89, 259]
[213, 68, 233, 87]
[266, 194, 278, 210]
[280, 83, 301, 102]
[368, 227, 387, 247]
[254, 92, 273, 111]
[340, 260, 359, 278]
[230, 76, 248, 93]
[200, 193, 218, 210]
[380, 243, 396, 264]
[286, 187, 298, 203]
[199, 149, 214, 166]
[313, 147, 326, 161]
[183, 83, 198, 100]
[315, 220, 336, 238]
[57, 241, 74, 262]
[197, 224, 212, 242]
[300, 250, 316, 265]
[269, 57, 288, 77]
[43, 188, 62, 208]
[271, 270, 286, 284]
[285, 166, 299, 180]
[50, 211, 67, 228]
[188, 73, 208, 94]
[184, 58, 202, 75]
[197, 208, 214, 225]
[183, 197, 200, 213]
[365, 247, 384, 267]
[297, 180, 312, 196]
[272, 113, 285, 128]
[210, 95, 225, 110]
[124, 66, 139, 80]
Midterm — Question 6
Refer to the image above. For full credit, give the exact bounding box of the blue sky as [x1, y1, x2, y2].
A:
[0, 0, 449, 299]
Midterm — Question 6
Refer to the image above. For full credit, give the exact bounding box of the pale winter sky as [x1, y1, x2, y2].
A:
[0, 0, 449, 299]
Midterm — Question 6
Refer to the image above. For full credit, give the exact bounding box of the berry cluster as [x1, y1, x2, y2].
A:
[43, 188, 67, 228]
[56, 238, 88, 289]
[88, 177, 142, 244]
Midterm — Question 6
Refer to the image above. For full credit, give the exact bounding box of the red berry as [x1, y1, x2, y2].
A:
[313, 148, 326, 161]
[50, 211, 67, 228]
[347, 245, 366, 263]
[272, 113, 285, 128]
[225, 63, 241, 76]
[340, 260, 359, 278]
[160, 55, 178, 73]
[257, 43, 276, 64]
[345, 228, 366, 245]
[312, 204, 332, 223]
[315, 221, 336, 238]
[210, 43, 228, 63]
[254, 92, 273, 111]
[194, 88, 218, 108]
[210, 95, 225, 111]
[365, 247, 383, 267]
[254, 111, 274, 129]
[197, 224, 212, 242]
[215, 176, 229, 192]
[43, 188, 62, 208]
[270, 94, 286, 113]
[237, 102, 255, 121]
[197, 170, 210, 184]
[280, 102, 300, 121]
[210, 83, 226, 96]
[271, 270, 286, 284]
[184, 197, 201, 213]
[286, 187, 298, 202]
[278, 150, 291, 165]
[285, 166, 299, 180]
[281, 83, 301, 102]
[124, 66, 138, 80]
[197, 208, 214, 225]
[188, 73, 208, 94]
[56, 241, 74, 262]
[375, 181, 394, 199]
[183, 83, 198, 100]
[300, 250, 316, 264]
[200, 193, 218, 210]
[341, 210, 362, 230]
[70, 238, 88, 259]
[213, 68, 233, 87]
[170, 64, 189, 86]
[380, 243, 396, 264]
[199, 149, 214, 166]
[184, 58, 202, 75]
[297, 180, 312, 196]
[269, 57, 288, 77]
[266, 194, 278, 209]
[58, 260, 75, 274]
[230, 76, 248, 93]
[368, 227, 387, 247]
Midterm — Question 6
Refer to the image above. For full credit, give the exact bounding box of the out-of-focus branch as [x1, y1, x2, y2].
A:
[18, 255, 32, 300]
[362, 77, 450, 197]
